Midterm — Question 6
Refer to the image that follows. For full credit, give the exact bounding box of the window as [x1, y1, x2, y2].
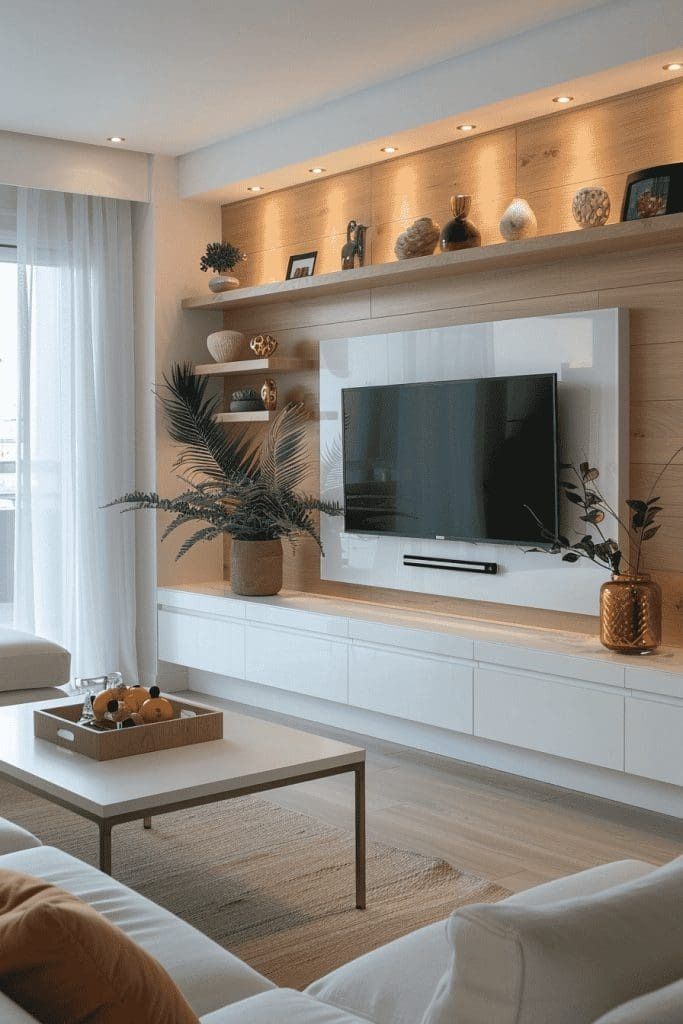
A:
[0, 248, 17, 623]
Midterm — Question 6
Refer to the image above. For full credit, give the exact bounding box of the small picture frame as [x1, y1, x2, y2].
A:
[621, 163, 683, 221]
[286, 251, 317, 280]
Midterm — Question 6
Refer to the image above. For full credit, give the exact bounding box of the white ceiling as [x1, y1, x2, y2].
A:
[0, 0, 612, 156]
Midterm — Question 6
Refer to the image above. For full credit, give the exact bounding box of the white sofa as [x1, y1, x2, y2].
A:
[0, 626, 70, 706]
[0, 817, 680, 1023]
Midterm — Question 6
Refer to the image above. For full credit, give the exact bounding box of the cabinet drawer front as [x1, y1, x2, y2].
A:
[349, 620, 473, 660]
[158, 609, 244, 678]
[475, 668, 623, 769]
[349, 645, 473, 733]
[475, 641, 624, 688]
[244, 625, 347, 703]
[626, 697, 683, 786]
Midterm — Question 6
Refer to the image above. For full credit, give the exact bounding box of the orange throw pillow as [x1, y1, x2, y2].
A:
[0, 869, 199, 1024]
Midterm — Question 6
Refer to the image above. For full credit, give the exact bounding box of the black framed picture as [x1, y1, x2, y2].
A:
[286, 251, 317, 280]
[621, 163, 683, 221]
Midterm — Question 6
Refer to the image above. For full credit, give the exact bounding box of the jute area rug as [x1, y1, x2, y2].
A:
[0, 780, 509, 989]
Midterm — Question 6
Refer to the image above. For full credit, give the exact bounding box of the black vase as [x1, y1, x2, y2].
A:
[440, 194, 481, 251]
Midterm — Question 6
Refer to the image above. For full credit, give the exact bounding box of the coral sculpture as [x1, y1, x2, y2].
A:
[394, 217, 441, 260]
[572, 187, 611, 228]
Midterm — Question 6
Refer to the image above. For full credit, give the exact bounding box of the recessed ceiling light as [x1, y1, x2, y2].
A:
[380, 146, 398, 154]
[663, 61, 682, 71]
[309, 167, 326, 174]
[456, 123, 476, 132]
[247, 185, 263, 192]
[552, 95, 574, 104]
[107, 136, 125, 143]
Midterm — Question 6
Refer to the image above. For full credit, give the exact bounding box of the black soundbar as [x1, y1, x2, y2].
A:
[403, 554, 498, 575]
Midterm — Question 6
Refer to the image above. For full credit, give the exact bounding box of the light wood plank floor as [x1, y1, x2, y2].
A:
[182, 690, 683, 893]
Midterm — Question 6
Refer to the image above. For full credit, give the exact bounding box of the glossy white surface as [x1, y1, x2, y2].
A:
[244, 624, 348, 703]
[319, 309, 627, 615]
[0, 697, 364, 820]
[349, 646, 473, 733]
[475, 667, 624, 770]
[625, 697, 683, 788]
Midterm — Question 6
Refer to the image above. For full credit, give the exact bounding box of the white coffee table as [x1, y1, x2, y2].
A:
[0, 697, 367, 908]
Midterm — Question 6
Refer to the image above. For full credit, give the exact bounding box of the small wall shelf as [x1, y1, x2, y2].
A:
[181, 213, 683, 315]
[214, 410, 276, 424]
[195, 357, 317, 377]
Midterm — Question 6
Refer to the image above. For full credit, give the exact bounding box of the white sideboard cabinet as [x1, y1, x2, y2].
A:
[158, 583, 683, 817]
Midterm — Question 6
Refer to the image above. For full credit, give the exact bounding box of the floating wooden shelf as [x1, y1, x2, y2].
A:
[195, 357, 317, 377]
[181, 213, 683, 314]
[214, 410, 275, 424]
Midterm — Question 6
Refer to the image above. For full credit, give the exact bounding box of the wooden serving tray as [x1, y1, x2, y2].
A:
[34, 697, 223, 761]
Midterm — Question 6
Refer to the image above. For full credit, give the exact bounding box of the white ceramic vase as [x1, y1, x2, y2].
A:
[206, 330, 247, 363]
[499, 198, 537, 241]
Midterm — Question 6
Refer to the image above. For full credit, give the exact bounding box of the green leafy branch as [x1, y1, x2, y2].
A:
[527, 446, 683, 574]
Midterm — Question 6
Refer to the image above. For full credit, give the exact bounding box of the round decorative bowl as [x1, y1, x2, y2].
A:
[230, 399, 265, 412]
[206, 330, 247, 363]
[209, 273, 240, 293]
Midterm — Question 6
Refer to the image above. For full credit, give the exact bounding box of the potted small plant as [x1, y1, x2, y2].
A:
[526, 449, 682, 653]
[200, 241, 247, 293]
[111, 363, 342, 596]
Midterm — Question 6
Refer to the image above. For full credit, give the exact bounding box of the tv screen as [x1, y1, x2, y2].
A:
[342, 373, 559, 546]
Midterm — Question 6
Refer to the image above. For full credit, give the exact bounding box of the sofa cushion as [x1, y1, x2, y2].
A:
[0, 845, 274, 1018]
[0, 628, 70, 689]
[308, 860, 655, 1024]
[200, 989, 369, 1023]
[0, 686, 67, 707]
[0, 868, 199, 1024]
[0, 990, 40, 1023]
[307, 920, 450, 1024]
[423, 856, 679, 1024]
[592, 979, 683, 1024]
[0, 819, 42, 857]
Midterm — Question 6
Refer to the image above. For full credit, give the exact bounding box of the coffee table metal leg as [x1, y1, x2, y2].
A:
[99, 822, 112, 875]
[143, 816, 152, 830]
[354, 762, 366, 909]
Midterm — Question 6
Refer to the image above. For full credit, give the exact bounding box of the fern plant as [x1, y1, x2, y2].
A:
[111, 362, 342, 560]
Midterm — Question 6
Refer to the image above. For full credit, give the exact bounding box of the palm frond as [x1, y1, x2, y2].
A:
[159, 363, 258, 482]
[176, 526, 223, 560]
[258, 402, 309, 492]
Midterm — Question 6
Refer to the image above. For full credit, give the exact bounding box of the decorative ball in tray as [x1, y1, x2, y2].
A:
[87, 684, 173, 729]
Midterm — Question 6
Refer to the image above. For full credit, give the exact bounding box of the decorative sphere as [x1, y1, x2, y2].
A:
[249, 334, 278, 357]
[572, 187, 611, 228]
[499, 198, 537, 241]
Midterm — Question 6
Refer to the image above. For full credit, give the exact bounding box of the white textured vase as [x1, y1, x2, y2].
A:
[499, 198, 538, 241]
[206, 330, 247, 363]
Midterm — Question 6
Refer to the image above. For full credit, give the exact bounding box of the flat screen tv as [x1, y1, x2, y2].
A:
[342, 373, 559, 546]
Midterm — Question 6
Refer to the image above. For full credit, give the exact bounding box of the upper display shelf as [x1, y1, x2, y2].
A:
[181, 213, 683, 313]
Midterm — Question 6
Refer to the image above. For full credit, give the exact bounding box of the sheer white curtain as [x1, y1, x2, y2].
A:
[14, 188, 138, 680]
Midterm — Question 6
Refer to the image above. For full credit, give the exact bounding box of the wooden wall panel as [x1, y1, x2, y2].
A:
[220, 79, 683, 645]
[516, 83, 683, 195]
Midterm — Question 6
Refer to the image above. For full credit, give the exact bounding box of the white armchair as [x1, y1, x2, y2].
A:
[0, 626, 70, 706]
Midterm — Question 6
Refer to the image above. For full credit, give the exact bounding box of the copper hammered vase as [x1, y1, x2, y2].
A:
[599, 573, 661, 654]
[230, 539, 283, 597]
